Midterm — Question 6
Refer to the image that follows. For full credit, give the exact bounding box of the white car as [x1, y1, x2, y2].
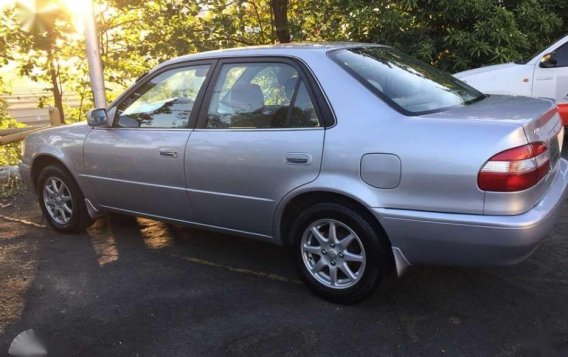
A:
[455, 34, 568, 125]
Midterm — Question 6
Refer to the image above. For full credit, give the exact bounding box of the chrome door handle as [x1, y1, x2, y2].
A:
[159, 148, 179, 158]
[284, 153, 312, 165]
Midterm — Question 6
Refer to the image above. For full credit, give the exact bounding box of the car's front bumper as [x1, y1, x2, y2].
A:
[18, 162, 34, 194]
[375, 158, 568, 270]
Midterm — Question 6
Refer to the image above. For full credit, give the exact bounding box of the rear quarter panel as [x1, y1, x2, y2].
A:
[282, 53, 530, 219]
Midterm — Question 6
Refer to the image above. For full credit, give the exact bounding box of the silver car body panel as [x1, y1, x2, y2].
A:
[185, 128, 324, 236]
[18, 123, 96, 200]
[83, 127, 193, 221]
[376, 158, 568, 267]
[19, 43, 568, 272]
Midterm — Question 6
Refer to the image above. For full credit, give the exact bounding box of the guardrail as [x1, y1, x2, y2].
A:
[0, 107, 62, 146]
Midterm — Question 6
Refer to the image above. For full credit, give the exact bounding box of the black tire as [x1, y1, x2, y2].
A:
[37, 164, 93, 233]
[291, 202, 393, 304]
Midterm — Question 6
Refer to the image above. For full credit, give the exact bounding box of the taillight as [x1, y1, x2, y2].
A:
[478, 142, 550, 192]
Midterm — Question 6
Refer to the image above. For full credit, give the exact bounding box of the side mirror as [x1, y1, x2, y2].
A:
[540, 52, 557, 68]
[87, 108, 109, 127]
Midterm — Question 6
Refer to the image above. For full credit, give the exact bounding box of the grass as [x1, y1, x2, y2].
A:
[0, 170, 25, 198]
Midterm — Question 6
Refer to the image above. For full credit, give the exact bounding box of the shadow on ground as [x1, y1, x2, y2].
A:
[0, 144, 567, 356]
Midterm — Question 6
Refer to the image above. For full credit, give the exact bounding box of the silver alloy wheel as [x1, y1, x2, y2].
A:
[301, 219, 366, 289]
[42, 176, 73, 225]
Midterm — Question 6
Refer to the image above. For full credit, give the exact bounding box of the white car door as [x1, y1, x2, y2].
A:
[532, 41, 568, 109]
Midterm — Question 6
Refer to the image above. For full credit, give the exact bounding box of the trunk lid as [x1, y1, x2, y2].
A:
[424, 94, 564, 215]
[425, 95, 563, 164]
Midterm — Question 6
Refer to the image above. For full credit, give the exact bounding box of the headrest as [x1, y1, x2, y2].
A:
[230, 83, 264, 113]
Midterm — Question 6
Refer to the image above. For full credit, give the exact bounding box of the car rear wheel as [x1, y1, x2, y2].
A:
[291, 202, 393, 303]
[37, 165, 93, 233]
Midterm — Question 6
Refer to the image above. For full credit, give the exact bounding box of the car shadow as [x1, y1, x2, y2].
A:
[2, 201, 568, 355]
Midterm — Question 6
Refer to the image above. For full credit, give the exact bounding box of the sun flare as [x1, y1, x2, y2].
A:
[1, 0, 92, 34]
[59, 0, 92, 33]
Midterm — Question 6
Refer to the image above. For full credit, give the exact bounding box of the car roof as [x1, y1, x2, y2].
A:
[157, 42, 384, 69]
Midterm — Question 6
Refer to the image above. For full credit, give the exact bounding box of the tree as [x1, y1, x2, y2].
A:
[271, 0, 290, 43]
[542, 0, 568, 40]
[1, 0, 87, 123]
[2, 0, 565, 127]
[0, 99, 26, 166]
[308, 0, 562, 72]
[0, 9, 25, 166]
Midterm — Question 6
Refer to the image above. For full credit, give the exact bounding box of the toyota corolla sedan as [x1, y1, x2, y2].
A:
[19, 44, 568, 303]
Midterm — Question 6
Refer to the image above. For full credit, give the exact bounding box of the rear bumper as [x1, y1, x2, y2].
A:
[375, 158, 568, 268]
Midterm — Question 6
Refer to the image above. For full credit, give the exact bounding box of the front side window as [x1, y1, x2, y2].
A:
[330, 47, 485, 115]
[553, 43, 568, 67]
[204, 62, 320, 129]
[116, 65, 210, 128]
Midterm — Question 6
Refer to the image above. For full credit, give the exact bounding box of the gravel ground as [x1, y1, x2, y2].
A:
[1, 150, 568, 356]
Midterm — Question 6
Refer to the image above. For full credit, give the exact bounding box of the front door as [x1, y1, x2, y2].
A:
[532, 41, 568, 122]
[84, 62, 213, 221]
[185, 59, 326, 237]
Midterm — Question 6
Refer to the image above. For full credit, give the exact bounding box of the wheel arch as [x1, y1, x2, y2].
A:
[276, 189, 390, 248]
[31, 154, 71, 192]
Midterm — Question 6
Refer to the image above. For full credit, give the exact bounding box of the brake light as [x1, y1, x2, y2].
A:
[478, 142, 550, 192]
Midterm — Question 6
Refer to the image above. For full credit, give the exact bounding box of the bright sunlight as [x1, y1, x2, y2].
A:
[0, 0, 91, 34]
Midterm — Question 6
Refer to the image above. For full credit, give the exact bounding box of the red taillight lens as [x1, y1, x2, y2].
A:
[478, 142, 550, 192]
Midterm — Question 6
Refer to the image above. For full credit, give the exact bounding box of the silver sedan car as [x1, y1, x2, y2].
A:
[19, 44, 568, 303]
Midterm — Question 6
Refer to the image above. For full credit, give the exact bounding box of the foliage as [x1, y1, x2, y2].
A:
[543, 0, 568, 40]
[0, 170, 24, 198]
[0, 0, 566, 124]
[303, 0, 563, 72]
[1, 1, 83, 122]
[0, 98, 25, 166]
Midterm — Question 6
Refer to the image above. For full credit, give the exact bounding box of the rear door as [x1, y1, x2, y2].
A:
[185, 58, 329, 237]
[84, 61, 213, 221]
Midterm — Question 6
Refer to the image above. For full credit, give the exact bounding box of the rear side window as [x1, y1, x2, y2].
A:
[329, 47, 485, 115]
[203, 62, 320, 129]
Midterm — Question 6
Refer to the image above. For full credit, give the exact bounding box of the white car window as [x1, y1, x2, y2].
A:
[555, 43, 568, 67]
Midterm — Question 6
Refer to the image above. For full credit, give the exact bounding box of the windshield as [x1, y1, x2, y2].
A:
[329, 47, 485, 115]
[515, 47, 547, 65]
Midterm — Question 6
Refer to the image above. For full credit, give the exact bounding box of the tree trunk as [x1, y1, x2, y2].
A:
[271, 0, 291, 43]
[46, 46, 65, 124]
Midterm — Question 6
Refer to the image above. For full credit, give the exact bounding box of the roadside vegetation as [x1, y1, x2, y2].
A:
[0, 85, 25, 166]
[0, 0, 567, 124]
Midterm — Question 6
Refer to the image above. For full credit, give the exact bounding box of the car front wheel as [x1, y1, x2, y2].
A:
[291, 202, 392, 303]
[37, 164, 93, 233]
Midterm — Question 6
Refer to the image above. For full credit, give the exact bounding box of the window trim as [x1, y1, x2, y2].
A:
[108, 59, 218, 129]
[195, 56, 334, 130]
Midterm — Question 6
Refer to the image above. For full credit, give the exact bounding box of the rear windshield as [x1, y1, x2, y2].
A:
[329, 47, 485, 115]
